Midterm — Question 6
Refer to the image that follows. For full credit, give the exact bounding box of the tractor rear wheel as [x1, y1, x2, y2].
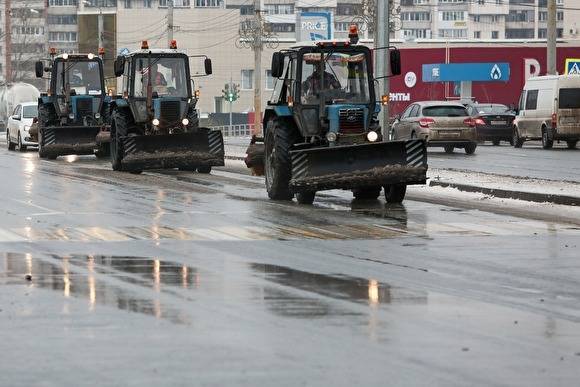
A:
[197, 166, 212, 174]
[384, 184, 407, 203]
[111, 109, 130, 171]
[353, 186, 381, 200]
[264, 118, 297, 200]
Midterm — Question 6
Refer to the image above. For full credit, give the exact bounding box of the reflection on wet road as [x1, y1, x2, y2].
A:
[1, 147, 580, 386]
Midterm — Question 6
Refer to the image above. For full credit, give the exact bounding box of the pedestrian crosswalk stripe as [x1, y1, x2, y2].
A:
[0, 220, 577, 243]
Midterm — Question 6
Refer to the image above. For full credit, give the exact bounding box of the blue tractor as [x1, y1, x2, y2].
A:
[108, 40, 224, 174]
[34, 51, 110, 159]
[245, 27, 427, 204]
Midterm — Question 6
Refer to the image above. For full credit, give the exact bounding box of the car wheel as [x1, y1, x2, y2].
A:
[492, 139, 500, 146]
[444, 145, 454, 154]
[541, 126, 553, 149]
[7, 130, 15, 151]
[566, 140, 578, 149]
[513, 127, 524, 148]
[18, 132, 27, 152]
[465, 142, 477, 155]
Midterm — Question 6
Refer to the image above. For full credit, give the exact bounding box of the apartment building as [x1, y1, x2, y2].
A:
[396, 0, 579, 41]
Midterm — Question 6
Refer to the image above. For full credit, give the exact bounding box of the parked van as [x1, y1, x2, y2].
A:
[513, 75, 580, 149]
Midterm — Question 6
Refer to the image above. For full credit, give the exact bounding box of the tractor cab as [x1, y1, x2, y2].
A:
[34, 50, 111, 159]
[113, 40, 212, 135]
[269, 41, 380, 144]
[108, 40, 223, 173]
[37, 53, 106, 126]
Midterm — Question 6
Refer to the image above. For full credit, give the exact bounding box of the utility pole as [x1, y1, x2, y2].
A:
[376, 0, 390, 140]
[98, 4, 104, 50]
[253, 0, 263, 136]
[5, 0, 12, 84]
[168, 0, 174, 45]
[547, 0, 557, 75]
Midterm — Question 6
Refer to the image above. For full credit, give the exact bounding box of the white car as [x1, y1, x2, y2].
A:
[6, 102, 38, 151]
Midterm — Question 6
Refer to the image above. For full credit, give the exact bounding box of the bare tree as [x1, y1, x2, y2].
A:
[10, 1, 45, 86]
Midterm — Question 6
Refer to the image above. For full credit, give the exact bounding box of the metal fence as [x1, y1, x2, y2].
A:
[211, 124, 255, 137]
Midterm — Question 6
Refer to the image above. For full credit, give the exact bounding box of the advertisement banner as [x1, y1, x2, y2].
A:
[297, 12, 333, 41]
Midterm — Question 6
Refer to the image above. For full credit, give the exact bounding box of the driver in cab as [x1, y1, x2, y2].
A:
[302, 63, 341, 99]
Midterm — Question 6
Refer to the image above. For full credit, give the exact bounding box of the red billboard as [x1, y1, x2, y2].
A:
[388, 45, 580, 116]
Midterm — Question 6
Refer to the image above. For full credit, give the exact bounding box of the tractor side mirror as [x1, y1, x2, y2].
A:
[35, 61, 44, 78]
[204, 58, 213, 75]
[114, 56, 125, 77]
[271, 52, 284, 78]
[390, 49, 401, 76]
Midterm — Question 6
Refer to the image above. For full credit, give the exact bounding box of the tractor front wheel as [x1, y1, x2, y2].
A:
[111, 110, 129, 171]
[264, 119, 296, 201]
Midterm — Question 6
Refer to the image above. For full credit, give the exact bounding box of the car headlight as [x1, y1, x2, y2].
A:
[68, 113, 75, 119]
[152, 118, 160, 126]
[367, 131, 379, 142]
[326, 132, 338, 142]
[182, 118, 189, 126]
[95, 112, 101, 119]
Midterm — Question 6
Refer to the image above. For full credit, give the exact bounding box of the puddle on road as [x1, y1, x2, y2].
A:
[251, 263, 428, 318]
[1, 253, 194, 324]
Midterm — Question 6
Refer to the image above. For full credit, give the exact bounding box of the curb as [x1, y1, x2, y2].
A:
[429, 180, 580, 206]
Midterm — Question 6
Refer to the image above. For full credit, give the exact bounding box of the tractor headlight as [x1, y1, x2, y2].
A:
[367, 131, 379, 142]
[182, 118, 189, 126]
[94, 112, 101, 119]
[62, 53, 69, 60]
[326, 132, 338, 142]
[87, 53, 95, 60]
[152, 118, 160, 126]
[68, 113, 75, 120]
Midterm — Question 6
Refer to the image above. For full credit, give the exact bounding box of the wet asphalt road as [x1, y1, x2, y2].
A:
[1, 146, 580, 386]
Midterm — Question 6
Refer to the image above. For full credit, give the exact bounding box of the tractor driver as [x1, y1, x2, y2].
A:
[150, 63, 167, 87]
[302, 63, 341, 99]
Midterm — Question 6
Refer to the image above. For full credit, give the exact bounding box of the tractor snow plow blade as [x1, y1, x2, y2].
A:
[42, 126, 102, 156]
[244, 135, 265, 176]
[120, 130, 224, 171]
[289, 139, 427, 193]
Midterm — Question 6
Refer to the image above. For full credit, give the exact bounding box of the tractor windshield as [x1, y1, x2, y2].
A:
[300, 51, 371, 105]
[134, 56, 188, 98]
[55, 60, 103, 96]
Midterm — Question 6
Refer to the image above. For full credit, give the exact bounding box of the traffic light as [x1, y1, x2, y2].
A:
[222, 82, 240, 102]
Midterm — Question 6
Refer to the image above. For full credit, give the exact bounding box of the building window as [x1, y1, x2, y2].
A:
[48, 15, 78, 24]
[336, 4, 361, 16]
[271, 23, 295, 33]
[49, 31, 77, 42]
[265, 70, 274, 90]
[194, 0, 221, 7]
[143, 0, 152, 6]
[159, 0, 192, 6]
[401, 12, 430, 21]
[12, 26, 45, 35]
[124, 0, 132, 8]
[241, 70, 254, 89]
[474, 31, 481, 39]
[491, 31, 499, 39]
[438, 29, 467, 38]
[440, 11, 465, 21]
[473, 15, 480, 23]
[264, 4, 294, 14]
[48, 0, 78, 5]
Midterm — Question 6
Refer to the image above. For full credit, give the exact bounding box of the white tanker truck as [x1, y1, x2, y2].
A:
[0, 83, 41, 131]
